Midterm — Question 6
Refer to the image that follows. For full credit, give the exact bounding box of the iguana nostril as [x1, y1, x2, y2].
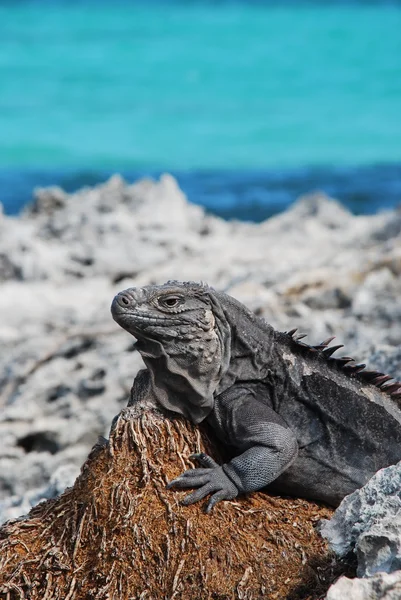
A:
[111, 292, 134, 319]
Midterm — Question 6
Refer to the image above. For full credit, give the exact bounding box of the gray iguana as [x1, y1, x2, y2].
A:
[111, 281, 401, 512]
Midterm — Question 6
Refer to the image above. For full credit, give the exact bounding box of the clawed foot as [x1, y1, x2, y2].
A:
[167, 452, 238, 513]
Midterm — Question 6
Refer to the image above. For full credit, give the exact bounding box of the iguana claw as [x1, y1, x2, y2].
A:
[167, 453, 239, 513]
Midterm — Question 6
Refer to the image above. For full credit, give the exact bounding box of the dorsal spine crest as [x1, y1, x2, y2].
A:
[286, 329, 401, 401]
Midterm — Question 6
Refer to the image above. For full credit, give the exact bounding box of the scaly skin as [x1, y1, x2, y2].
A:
[111, 281, 401, 512]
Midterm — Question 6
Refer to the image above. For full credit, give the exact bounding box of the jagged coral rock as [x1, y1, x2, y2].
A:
[0, 397, 351, 600]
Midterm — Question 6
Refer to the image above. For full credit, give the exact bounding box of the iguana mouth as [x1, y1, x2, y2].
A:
[125, 313, 181, 324]
[112, 308, 182, 328]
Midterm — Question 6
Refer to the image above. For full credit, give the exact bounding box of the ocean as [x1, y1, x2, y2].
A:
[0, 0, 400, 221]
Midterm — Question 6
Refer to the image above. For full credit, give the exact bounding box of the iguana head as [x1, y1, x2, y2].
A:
[111, 281, 215, 342]
[111, 281, 231, 422]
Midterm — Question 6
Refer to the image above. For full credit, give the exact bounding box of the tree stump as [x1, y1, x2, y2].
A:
[0, 393, 353, 599]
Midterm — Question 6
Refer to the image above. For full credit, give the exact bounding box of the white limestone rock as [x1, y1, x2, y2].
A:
[320, 461, 401, 577]
[326, 571, 401, 600]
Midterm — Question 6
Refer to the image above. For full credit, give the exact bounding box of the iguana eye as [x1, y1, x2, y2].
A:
[160, 296, 181, 308]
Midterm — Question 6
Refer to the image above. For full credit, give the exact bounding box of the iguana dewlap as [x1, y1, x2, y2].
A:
[111, 281, 401, 512]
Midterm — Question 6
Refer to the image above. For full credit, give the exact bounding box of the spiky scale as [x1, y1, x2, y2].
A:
[287, 328, 298, 337]
[373, 375, 394, 387]
[322, 345, 344, 357]
[296, 334, 307, 340]
[360, 370, 384, 381]
[381, 383, 401, 394]
[333, 357, 354, 366]
[320, 336, 336, 347]
[295, 341, 310, 348]
[347, 364, 367, 373]
[312, 337, 336, 350]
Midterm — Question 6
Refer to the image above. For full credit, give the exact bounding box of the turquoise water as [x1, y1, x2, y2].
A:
[0, 1, 400, 218]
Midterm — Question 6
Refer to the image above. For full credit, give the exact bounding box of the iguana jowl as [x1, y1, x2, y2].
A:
[111, 281, 401, 512]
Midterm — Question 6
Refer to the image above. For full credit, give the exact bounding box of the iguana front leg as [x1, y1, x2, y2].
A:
[167, 386, 298, 512]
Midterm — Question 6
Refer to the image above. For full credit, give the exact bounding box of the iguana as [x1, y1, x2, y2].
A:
[111, 281, 401, 512]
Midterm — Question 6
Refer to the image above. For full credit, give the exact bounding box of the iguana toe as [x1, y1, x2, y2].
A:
[189, 453, 219, 468]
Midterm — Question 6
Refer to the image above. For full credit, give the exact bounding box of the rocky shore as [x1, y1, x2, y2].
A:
[0, 174, 400, 597]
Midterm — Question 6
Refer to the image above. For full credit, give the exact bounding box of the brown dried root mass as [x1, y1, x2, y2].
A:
[0, 401, 353, 600]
